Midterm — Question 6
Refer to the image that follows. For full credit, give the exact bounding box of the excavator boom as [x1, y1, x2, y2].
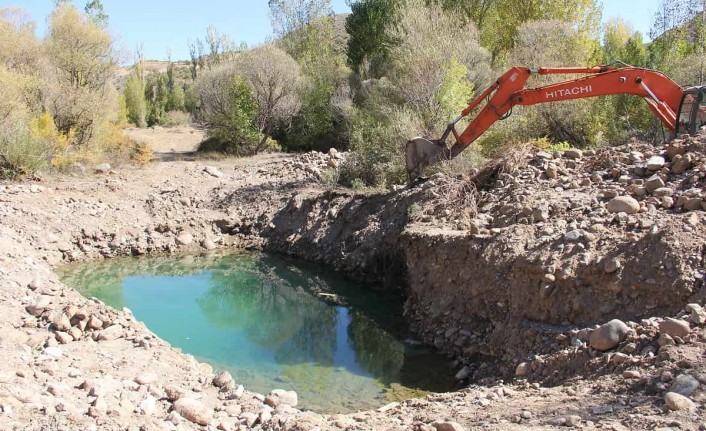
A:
[406, 66, 685, 180]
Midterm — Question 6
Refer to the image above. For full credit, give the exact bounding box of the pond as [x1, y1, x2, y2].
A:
[59, 252, 455, 413]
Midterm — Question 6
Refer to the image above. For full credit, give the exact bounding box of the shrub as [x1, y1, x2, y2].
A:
[198, 64, 260, 155]
[339, 107, 418, 187]
[0, 118, 50, 178]
[161, 110, 190, 127]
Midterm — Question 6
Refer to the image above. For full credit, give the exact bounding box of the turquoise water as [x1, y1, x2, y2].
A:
[59, 253, 454, 412]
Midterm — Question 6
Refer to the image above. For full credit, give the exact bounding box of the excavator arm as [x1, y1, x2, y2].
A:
[406, 66, 684, 179]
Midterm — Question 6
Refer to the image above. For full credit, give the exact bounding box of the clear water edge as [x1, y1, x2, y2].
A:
[59, 251, 455, 413]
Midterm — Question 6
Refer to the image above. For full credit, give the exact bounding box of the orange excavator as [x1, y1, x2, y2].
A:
[406, 65, 706, 180]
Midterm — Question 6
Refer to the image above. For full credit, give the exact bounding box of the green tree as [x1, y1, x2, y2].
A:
[385, 0, 490, 134]
[235, 44, 303, 151]
[84, 0, 108, 28]
[198, 64, 260, 155]
[124, 74, 146, 127]
[44, 3, 117, 146]
[345, 0, 397, 77]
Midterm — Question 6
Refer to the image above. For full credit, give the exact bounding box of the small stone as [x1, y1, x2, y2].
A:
[645, 175, 665, 193]
[135, 373, 157, 385]
[212, 371, 234, 389]
[44, 346, 63, 357]
[658, 333, 675, 347]
[265, 389, 298, 407]
[515, 362, 531, 377]
[51, 312, 71, 332]
[685, 303, 706, 324]
[664, 392, 696, 411]
[95, 163, 111, 174]
[604, 257, 621, 274]
[564, 149, 583, 159]
[646, 156, 665, 170]
[98, 325, 124, 341]
[176, 233, 194, 246]
[164, 384, 186, 401]
[26, 297, 52, 317]
[563, 230, 582, 241]
[55, 331, 72, 344]
[589, 319, 630, 351]
[139, 396, 157, 415]
[623, 370, 641, 379]
[173, 398, 212, 426]
[455, 366, 471, 380]
[606, 196, 640, 214]
[672, 153, 693, 174]
[669, 374, 700, 396]
[566, 415, 582, 427]
[204, 166, 224, 178]
[683, 198, 703, 211]
[202, 239, 217, 250]
[659, 318, 691, 338]
[521, 411, 532, 420]
[432, 421, 465, 431]
[87, 316, 103, 330]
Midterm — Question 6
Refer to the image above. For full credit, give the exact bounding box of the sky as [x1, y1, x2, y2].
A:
[5, 0, 662, 62]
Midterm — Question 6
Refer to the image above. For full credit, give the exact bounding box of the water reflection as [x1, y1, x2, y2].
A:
[59, 252, 452, 412]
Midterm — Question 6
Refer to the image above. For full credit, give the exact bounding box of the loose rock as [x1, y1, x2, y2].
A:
[606, 196, 640, 214]
[664, 392, 696, 412]
[173, 398, 212, 426]
[589, 319, 630, 351]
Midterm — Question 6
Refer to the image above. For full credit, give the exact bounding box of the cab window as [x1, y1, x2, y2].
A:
[697, 91, 706, 130]
[677, 93, 696, 135]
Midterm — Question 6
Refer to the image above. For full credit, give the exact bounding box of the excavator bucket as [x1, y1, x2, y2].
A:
[405, 137, 449, 182]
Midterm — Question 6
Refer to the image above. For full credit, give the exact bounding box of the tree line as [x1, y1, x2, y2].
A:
[1, 0, 705, 185]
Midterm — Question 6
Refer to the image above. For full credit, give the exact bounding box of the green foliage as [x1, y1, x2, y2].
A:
[124, 75, 146, 127]
[339, 107, 417, 187]
[441, 0, 601, 63]
[84, 0, 108, 28]
[345, 0, 396, 77]
[199, 68, 260, 156]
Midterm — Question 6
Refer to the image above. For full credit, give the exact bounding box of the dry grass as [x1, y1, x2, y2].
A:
[469, 142, 533, 189]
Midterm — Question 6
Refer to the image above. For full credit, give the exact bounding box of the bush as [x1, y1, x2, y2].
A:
[0, 118, 50, 178]
[198, 64, 260, 155]
[161, 110, 190, 127]
[339, 107, 418, 187]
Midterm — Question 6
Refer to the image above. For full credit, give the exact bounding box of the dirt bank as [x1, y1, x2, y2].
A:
[0, 129, 704, 430]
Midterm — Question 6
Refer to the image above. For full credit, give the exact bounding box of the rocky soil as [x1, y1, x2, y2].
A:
[0, 129, 704, 430]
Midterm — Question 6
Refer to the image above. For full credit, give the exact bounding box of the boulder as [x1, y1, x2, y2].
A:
[645, 175, 665, 194]
[646, 156, 665, 170]
[606, 196, 640, 214]
[664, 392, 696, 412]
[97, 325, 124, 341]
[658, 318, 690, 338]
[173, 398, 212, 426]
[589, 319, 630, 351]
[669, 374, 700, 397]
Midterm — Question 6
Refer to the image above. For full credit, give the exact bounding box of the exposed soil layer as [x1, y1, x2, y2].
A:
[0, 129, 704, 430]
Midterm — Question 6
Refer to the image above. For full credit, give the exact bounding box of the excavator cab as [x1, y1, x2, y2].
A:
[676, 87, 706, 136]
